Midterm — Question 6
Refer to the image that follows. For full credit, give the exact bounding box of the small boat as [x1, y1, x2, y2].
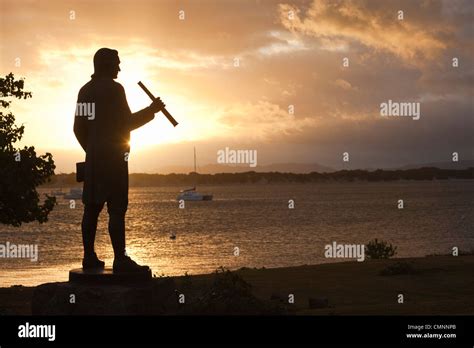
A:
[177, 147, 213, 201]
[64, 188, 82, 199]
[51, 188, 65, 196]
[177, 187, 213, 201]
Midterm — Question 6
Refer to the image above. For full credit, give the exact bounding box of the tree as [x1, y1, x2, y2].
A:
[0, 73, 56, 226]
[365, 238, 397, 259]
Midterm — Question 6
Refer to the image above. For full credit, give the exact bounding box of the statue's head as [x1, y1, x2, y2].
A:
[93, 48, 120, 79]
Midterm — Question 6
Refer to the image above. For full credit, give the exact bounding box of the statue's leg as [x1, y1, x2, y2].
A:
[107, 193, 149, 273]
[107, 198, 127, 259]
[82, 202, 104, 257]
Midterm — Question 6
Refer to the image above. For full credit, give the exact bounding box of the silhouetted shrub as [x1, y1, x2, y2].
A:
[366, 239, 397, 259]
[190, 267, 286, 314]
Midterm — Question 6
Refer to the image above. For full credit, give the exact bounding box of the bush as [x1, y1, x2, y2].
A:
[189, 267, 286, 315]
[365, 239, 397, 259]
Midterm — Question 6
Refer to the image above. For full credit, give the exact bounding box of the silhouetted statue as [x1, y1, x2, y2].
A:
[74, 48, 165, 272]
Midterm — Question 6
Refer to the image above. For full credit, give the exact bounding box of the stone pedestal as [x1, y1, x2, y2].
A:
[69, 267, 152, 285]
[32, 268, 177, 315]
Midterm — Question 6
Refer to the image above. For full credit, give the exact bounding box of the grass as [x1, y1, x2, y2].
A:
[1, 255, 473, 315]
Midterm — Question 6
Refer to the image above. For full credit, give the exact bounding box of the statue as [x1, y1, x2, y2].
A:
[73, 48, 165, 273]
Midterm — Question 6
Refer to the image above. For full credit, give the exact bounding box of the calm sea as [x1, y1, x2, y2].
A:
[1, 181, 473, 286]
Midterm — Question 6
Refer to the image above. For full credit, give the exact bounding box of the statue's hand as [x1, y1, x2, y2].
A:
[149, 97, 166, 113]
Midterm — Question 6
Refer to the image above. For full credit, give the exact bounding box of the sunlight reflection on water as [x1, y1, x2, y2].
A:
[1, 181, 473, 286]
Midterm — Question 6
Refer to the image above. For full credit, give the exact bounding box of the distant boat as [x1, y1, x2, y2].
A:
[178, 187, 213, 201]
[177, 147, 213, 201]
[64, 188, 82, 199]
[51, 188, 65, 196]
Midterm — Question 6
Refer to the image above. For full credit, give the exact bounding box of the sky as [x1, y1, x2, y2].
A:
[0, 0, 472, 173]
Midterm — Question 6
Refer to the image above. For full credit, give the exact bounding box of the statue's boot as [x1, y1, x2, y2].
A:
[113, 255, 149, 273]
[82, 252, 105, 270]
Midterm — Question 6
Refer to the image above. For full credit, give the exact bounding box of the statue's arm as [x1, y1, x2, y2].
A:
[129, 107, 155, 131]
[73, 90, 88, 152]
[117, 85, 155, 131]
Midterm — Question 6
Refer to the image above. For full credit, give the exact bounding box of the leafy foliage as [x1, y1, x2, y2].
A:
[0, 73, 56, 226]
[365, 238, 397, 259]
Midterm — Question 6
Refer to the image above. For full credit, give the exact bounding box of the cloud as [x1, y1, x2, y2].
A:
[333, 78, 355, 90]
[217, 101, 316, 141]
[278, 0, 461, 64]
[1, 0, 472, 171]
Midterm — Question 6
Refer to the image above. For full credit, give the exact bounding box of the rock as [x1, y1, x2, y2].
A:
[308, 297, 329, 309]
[32, 278, 177, 315]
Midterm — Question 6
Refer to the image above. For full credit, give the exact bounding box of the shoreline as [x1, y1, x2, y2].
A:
[1, 254, 473, 315]
[41, 178, 474, 188]
[39, 168, 474, 188]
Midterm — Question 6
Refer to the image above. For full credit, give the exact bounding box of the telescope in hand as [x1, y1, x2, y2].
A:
[138, 81, 178, 127]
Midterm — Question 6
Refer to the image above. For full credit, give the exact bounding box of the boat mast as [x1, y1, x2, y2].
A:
[194, 146, 197, 173]
[193, 147, 197, 190]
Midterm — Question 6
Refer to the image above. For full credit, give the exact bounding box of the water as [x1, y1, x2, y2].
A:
[1, 181, 473, 286]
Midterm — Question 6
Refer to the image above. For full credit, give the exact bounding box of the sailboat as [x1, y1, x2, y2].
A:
[51, 188, 65, 196]
[177, 147, 213, 201]
[64, 187, 83, 199]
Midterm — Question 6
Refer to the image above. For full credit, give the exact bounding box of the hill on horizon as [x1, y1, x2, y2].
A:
[395, 160, 474, 170]
[158, 162, 336, 174]
[139, 160, 474, 174]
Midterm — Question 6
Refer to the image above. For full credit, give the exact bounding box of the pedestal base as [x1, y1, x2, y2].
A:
[32, 276, 176, 315]
[69, 267, 152, 285]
